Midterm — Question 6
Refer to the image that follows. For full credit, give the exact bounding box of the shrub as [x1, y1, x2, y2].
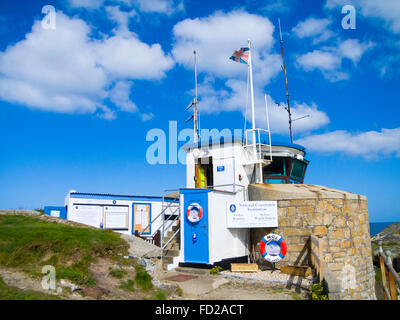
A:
[210, 266, 223, 275]
[310, 282, 328, 300]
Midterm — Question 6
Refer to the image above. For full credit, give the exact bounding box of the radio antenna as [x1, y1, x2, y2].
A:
[186, 50, 200, 142]
[278, 18, 294, 144]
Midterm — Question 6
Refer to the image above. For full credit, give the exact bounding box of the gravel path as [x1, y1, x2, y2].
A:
[221, 270, 314, 289]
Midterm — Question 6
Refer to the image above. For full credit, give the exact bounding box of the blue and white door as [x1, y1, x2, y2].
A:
[181, 189, 210, 264]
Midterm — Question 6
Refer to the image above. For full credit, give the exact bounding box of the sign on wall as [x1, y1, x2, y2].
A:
[50, 210, 60, 217]
[104, 206, 129, 230]
[226, 201, 278, 228]
[133, 204, 151, 234]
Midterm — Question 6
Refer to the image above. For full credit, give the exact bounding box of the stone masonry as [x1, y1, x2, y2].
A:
[248, 183, 376, 300]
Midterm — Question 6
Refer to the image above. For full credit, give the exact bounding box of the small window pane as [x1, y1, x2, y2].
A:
[291, 160, 305, 180]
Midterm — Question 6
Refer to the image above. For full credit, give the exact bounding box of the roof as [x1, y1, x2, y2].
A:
[69, 192, 178, 202]
[183, 134, 306, 155]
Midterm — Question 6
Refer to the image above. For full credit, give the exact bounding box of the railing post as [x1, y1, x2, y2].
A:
[379, 242, 390, 300]
[386, 250, 398, 300]
[319, 236, 325, 282]
[161, 195, 164, 248]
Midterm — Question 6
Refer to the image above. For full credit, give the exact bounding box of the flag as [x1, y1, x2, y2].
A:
[229, 47, 249, 64]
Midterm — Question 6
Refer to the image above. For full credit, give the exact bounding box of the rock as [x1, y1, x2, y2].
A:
[82, 286, 109, 300]
[371, 222, 400, 259]
[120, 234, 162, 258]
[59, 279, 82, 292]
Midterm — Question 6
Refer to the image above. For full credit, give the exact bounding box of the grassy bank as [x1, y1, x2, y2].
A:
[0, 215, 129, 286]
[0, 275, 60, 300]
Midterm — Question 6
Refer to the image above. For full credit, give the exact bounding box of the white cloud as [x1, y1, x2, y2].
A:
[0, 13, 107, 115]
[296, 39, 373, 81]
[297, 49, 341, 71]
[69, 0, 103, 9]
[292, 17, 334, 43]
[0, 11, 173, 120]
[296, 128, 400, 159]
[93, 33, 174, 80]
[196, 77, 330, 135]
[338, 39, 374, 63]
[262, 0, 297, 13]
[172, 10, 329, 135]
[172, 10, 279, 82]
[108, 81, 137, 112]
[133, 0, 184, 15]
[325, 0, 400, 34]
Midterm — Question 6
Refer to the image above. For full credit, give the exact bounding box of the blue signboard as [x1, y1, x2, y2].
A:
[217, 166, 225, 172]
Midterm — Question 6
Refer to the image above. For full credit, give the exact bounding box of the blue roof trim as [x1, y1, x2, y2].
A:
[69, 193, 178, 203]
[183, 134, 306, 155]
[183, 135, 244, 150]
[267, 141, 306, 154]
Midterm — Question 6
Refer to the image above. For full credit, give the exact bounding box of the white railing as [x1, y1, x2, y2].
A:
[244, 128, 273, 163]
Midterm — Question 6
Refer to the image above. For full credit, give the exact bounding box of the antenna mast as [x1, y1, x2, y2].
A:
[278, 19, 294, 144]
[186, 50, 200, 142]
[194, 50, 199, 143]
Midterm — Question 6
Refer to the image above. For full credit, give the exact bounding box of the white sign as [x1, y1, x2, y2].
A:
[226, 201, 278, 228]
[50, 210, 60, 217]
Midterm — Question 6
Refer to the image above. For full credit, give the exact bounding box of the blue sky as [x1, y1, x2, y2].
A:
[0, 0, 399, 222]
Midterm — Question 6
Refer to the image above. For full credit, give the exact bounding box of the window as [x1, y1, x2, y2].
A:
[263, 157, 289, 176]
[290, 159, 305, 180]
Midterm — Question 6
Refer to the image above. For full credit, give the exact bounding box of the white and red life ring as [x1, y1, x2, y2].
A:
[259, 233, 287, 263]
[186, 203, 203, 223]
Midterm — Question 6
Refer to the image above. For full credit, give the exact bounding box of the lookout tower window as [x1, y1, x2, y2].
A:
[263, 157, 289, 176]
[290, 159, 306, 180]
[263, 156, 308, 184]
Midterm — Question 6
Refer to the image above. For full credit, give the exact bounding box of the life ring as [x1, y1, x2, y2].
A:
[259, 233, 287, 263]
[187, 203, 203, 223]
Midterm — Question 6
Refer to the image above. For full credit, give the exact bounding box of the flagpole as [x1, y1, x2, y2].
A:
[247, 39, 256, 147]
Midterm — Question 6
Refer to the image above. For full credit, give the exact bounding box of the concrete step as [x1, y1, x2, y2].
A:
[162, 256, 174, 264]
[163, 249, 180, 257]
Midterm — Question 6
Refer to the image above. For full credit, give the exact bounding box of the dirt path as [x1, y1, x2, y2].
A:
[157, 267, 311, 300]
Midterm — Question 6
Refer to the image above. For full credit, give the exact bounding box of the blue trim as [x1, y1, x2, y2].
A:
[179, 188, 212, 194]
[183, 135, 243, 150]
[70, 193, 178, 203]
[132, 202, 152, 236]
[182, 134, 306, 155]
[44, 206, 67, 219]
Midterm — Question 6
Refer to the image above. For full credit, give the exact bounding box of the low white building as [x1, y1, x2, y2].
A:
[64, 191, 178, 242]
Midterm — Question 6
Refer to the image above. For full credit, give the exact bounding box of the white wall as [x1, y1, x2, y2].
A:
[66, 196, 178, 237]
[208, 190, 248, 264]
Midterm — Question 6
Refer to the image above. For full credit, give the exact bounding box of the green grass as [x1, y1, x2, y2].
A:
[109, 268, 128, 279]
[134, 265, 153, 291]
[154, 289, 167, 300]
[0, 276, 60, 300]
[119, 279, 135, 292]
[0, 215, 129, 286]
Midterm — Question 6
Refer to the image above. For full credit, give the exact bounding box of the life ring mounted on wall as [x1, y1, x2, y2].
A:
[186, 203, 203, 223]
[259, 233, 287, 263]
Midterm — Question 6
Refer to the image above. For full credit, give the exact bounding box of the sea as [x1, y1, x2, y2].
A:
[369, 222, 397, 236]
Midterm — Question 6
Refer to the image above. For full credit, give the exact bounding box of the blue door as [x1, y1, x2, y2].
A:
[181, 189, 210, 264]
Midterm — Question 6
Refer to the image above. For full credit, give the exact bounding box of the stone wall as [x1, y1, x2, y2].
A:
[248, 184, 376, 300]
